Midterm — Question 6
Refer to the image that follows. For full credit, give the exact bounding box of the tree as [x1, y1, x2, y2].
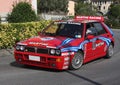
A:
[37, 0, 68, 14]
[108, 4, 120, 19]
[7, 2, 37, 23]
[75, 1, 98, 16]
[112, 0, 120, 4]
[107, 4, 120, 28]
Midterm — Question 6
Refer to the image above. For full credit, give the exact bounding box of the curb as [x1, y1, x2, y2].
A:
[0, 48, 14, 57]
[112, 29, 120, 31]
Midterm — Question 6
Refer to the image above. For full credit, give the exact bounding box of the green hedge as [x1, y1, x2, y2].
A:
[0, 21, 51, 49]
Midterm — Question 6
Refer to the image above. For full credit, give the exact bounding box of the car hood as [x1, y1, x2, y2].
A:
[17, 35, 79, 49]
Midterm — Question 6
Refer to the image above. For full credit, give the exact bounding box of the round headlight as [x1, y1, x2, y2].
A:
[16, 45, 20, 50]
[20, 46, 25, 51]
[56, 50, 61, 55]
[50, 49, 55, 54]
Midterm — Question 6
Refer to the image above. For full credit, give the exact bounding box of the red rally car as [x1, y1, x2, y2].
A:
[14, 16, 114, 70]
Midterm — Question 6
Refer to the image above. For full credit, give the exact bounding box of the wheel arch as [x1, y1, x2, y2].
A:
[78, 49, 84, 55]
[111, 41, 114, 47]
[69, 49, 84, 70]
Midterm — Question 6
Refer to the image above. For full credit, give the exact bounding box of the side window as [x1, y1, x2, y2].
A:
[86, 23, 97, 36]
[93, 22, 106, 35]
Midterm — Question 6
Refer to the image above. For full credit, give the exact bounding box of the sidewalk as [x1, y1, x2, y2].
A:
[112, 29, 120, 31]
[0, 48, 14, 57]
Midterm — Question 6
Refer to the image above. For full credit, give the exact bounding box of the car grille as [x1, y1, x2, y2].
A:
[25, 46, 48, 54]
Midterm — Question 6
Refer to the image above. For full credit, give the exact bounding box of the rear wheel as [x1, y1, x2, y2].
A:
[105, 44, 114, 58]
[69, 51, 83, 70]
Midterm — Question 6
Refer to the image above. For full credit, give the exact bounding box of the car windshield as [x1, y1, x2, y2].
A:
[42, 22, 83, 38]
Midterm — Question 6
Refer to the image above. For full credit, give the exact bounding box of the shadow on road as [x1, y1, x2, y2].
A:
[66, 71, 102, 85]
[10, 61, 64, 72]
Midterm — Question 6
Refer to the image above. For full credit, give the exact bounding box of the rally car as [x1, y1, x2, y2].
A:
[14, 16, 114, 70]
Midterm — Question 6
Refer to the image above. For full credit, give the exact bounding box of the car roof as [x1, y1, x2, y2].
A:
[69, 19, 101, 23]
[58, 16, 104, 24]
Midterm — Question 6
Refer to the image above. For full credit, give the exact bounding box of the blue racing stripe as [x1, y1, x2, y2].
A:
[61, 36, 111, 52]
[98, 37, 111, 46]
[61, 40, 89, 52]
[57, 38, 74, 48]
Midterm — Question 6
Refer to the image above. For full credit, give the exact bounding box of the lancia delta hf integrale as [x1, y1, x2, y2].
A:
[14, 16, 114, 70]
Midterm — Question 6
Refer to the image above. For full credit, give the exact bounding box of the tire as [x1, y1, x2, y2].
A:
[69, 51, 84, 70]
[105, 44, 114, 58]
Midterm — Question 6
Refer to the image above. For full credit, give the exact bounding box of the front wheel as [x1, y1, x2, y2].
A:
[69, 52, 84, 70]
[105, 44, 114, 58]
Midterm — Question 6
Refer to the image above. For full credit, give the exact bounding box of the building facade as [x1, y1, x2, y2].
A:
[84, 0, 113, 15]
[67, 0, 75, 16]
[67, 0, 113, 16]
[0, 0, 37, 22]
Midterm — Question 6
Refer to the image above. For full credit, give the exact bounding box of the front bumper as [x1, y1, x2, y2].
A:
[14, 51, 71, 70]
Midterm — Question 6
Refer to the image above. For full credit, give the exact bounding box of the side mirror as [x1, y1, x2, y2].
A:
[86, 34, 94, 40]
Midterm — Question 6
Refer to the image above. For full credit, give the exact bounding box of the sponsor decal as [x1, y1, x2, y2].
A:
[98, 37, 111, 46]
[62, 52, 74, 56]
[17, 42, 27, 45]
[29, 42, 48, 46]
[55, 22, 81, 25]
[41, 37, 54, 41]
[96, 42, 104, 47]
[46, 46, 56, 49]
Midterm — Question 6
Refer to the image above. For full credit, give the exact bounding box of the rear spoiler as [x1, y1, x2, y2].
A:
[74, 16, 104, 22]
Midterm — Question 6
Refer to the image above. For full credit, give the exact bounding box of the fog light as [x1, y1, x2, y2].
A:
[51, 63, 56, 67]
[18, 58, 22, 62]
[56, 58, 62, 62]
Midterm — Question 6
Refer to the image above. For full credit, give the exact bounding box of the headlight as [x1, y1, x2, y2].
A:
[16, 45, 25, 51]
[50, 49, 56, 54]
[16, 45, 20, 50]
[56, 49, 61, 55]
[49, 49, 61, 56]
[20, 46, 25, 51]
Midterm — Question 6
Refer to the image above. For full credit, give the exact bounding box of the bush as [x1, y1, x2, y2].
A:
[0, 21, 51, 49]
[7, 2, 37, 23]
[106, 3, 120, 29]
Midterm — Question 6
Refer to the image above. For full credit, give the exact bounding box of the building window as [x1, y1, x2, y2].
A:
[98, 6, 101, 10]
[100, 1, 102, 5]
[105, 1, 106, 4]
[95, 2, 97, 5]
[104, 6, 105, 9]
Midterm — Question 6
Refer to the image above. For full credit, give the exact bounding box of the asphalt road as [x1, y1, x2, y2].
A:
[0, 29, 120, 85]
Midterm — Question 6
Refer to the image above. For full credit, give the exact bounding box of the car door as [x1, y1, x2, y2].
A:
[84, 22, 107, 62]
[93, 22, 108, 57]
[84, 23, 98, 62]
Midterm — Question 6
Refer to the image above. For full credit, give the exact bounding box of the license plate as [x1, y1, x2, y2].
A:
[29, 55, 40, 62]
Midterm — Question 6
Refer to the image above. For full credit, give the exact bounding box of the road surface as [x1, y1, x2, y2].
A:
[0, 29, 120, 85]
